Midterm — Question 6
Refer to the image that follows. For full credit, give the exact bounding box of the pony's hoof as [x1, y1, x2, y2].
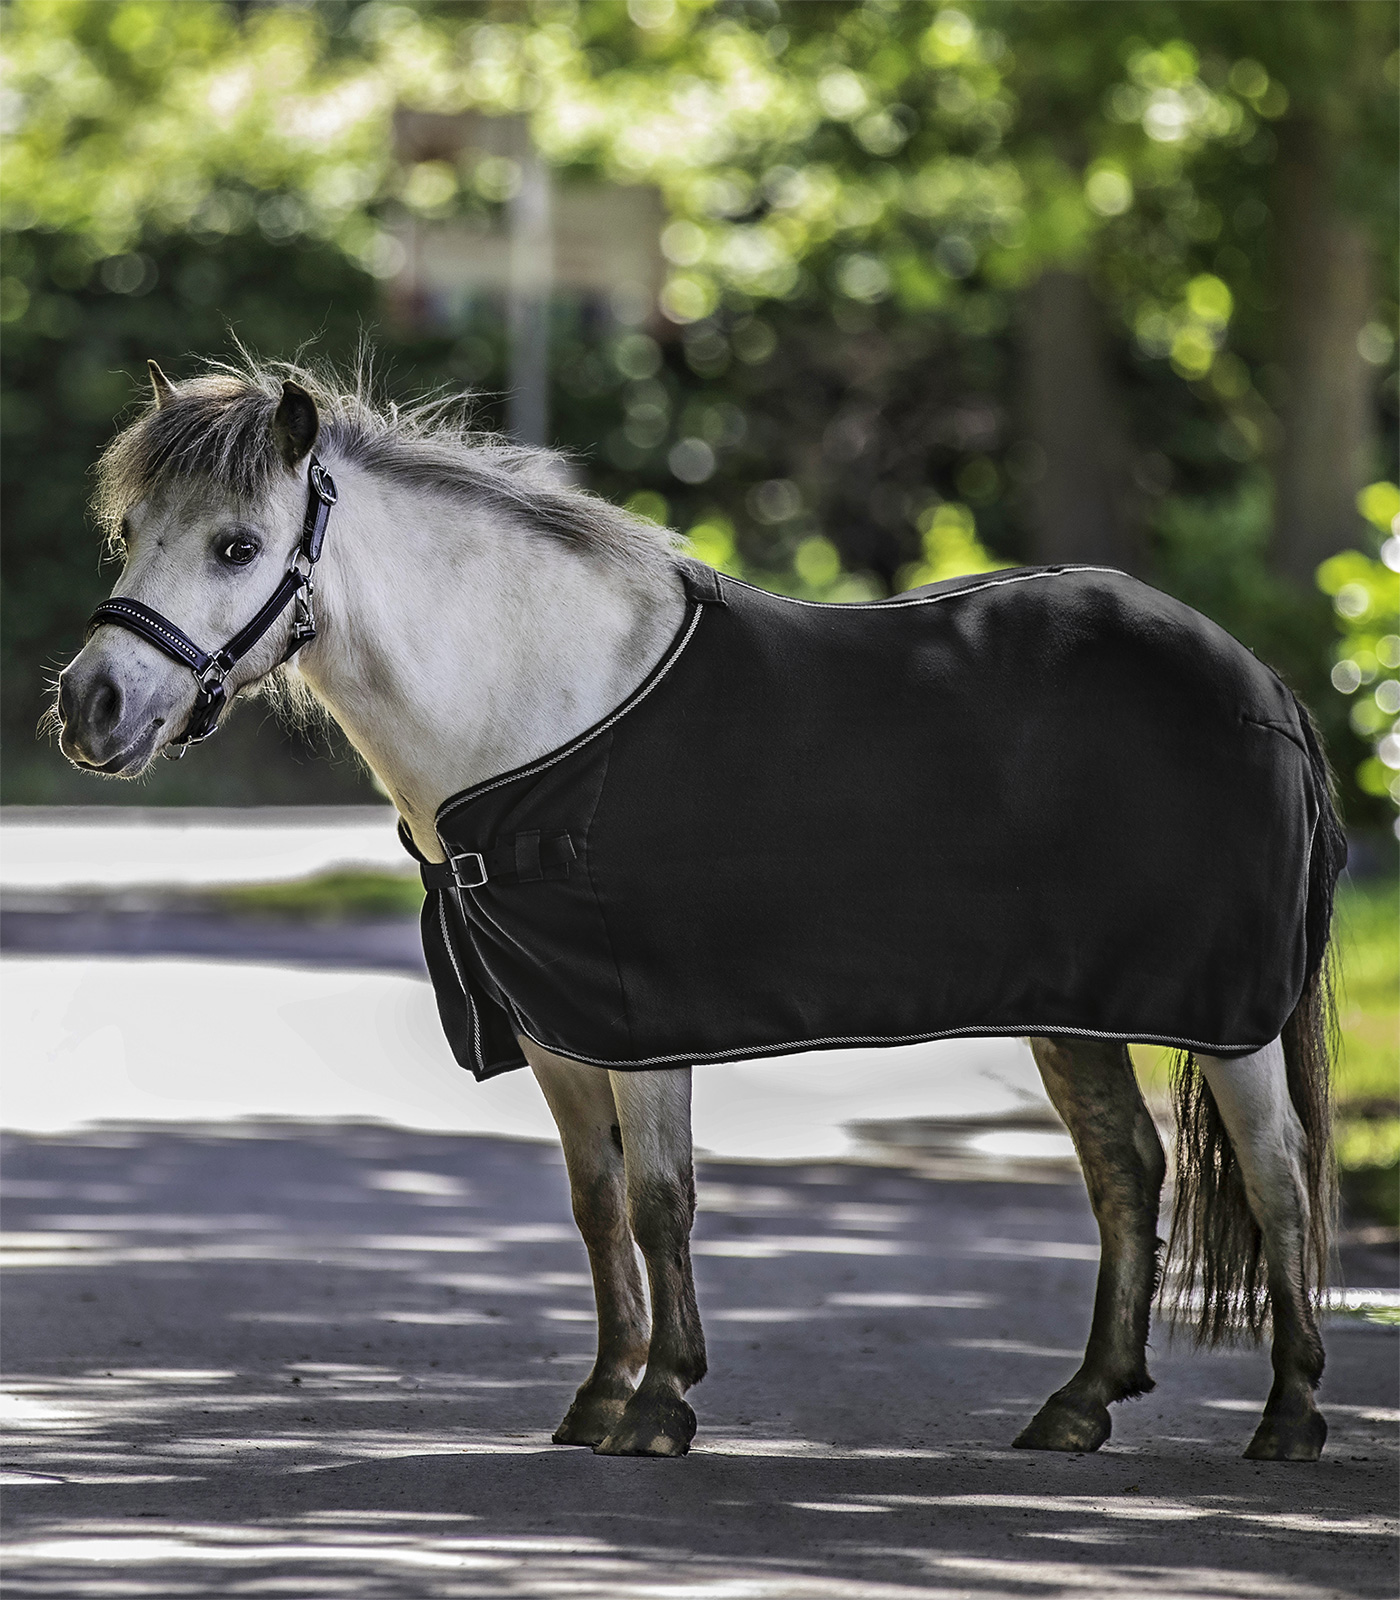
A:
[594, 1393, 696, 1457]
[552, 1392, 630, 1447]
[1243, 1406, 1327, 1462]
[1013, 1393, 1111, 1453]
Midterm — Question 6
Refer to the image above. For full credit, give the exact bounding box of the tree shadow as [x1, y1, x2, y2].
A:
[2, 1122, 1395, 1598]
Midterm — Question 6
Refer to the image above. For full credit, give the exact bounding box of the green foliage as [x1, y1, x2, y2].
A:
[2, 0, 397, 266]
[1316, 484, 1400, 816]
[2, 0, 1397, 815]
[1333, 876, 1400, 1111]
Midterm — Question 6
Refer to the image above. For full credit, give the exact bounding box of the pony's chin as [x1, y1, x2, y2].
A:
[62, 720, 166, 777]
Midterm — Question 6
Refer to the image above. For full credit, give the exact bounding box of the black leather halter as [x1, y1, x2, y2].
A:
[85, 456, 338, 757]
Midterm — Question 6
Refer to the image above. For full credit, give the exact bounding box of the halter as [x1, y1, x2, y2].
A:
[85, 456, 338, 758]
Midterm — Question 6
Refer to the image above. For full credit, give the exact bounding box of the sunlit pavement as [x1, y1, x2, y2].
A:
[0, 806, 410, 890]
[0, 953, 1068, 1163]
[2, 1124, 1397, 1600]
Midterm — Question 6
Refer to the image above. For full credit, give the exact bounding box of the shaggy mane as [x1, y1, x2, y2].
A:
[95, 353, 678, 566]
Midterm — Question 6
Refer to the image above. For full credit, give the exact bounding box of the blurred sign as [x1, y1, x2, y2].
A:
[389, 109, 664, 326]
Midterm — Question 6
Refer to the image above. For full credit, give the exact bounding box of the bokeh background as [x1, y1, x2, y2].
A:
[3, 0, 1398, 818]
[1, 2, 1396, 1213]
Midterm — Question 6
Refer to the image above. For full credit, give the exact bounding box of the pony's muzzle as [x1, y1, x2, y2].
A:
[57, 646, 173, 774]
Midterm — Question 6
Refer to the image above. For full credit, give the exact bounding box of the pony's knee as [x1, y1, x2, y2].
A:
[571, 1166, 629, 1245]
[627, 1171, 696, 1259]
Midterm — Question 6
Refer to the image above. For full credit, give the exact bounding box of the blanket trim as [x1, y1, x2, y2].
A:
[511, 1016, 1262, 1070]
[714, 562, 1119, 610]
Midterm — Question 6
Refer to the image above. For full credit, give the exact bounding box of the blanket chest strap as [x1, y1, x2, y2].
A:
[420, 831, 578, 893]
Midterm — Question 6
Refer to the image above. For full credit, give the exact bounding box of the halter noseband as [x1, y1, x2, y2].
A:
[85, 455, 338, 758]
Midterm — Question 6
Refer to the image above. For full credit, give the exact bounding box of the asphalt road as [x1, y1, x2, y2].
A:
[2, 1122, 1395, 1599]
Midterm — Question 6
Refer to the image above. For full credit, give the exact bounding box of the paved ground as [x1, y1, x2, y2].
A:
[2, 1122, 1395, 1599]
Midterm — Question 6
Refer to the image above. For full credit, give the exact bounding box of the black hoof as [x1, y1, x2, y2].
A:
[1244, 1406, 1327, 1462]
[553, 1393, 630, 1447]
[594, 1392, 696, 1457]
[1014, 1393, 1112, 1453]
[553, 1376, 637, 1447]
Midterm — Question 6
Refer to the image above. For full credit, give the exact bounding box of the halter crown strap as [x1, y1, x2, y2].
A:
[84, 453, 337, 754]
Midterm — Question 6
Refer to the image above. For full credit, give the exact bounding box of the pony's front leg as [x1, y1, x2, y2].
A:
[528, 1045, 650, 1445]
[594, 1066, 707, 1457]
[1198, 1041, 1328, 1460]
[1015, 1038, 1166, 1453]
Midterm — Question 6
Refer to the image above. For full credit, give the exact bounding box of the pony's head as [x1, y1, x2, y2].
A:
[56, 352, 678, 777]
[58, 361, 325, 774]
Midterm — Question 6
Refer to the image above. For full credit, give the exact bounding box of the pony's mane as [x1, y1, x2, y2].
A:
[94, 354, 678, 566]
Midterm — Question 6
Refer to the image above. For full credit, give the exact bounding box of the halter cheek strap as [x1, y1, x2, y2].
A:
[85, 455, 338, 757]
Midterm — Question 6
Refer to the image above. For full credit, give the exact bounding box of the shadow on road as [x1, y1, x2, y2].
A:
[2, 1123, 1395, 1598]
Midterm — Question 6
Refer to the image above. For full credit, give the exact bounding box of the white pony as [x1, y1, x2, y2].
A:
[56, 361, 1338, 1462]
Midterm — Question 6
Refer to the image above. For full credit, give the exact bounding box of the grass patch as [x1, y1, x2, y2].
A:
[216, 870, 425, 921]
[1333, 877, 1399, 1110]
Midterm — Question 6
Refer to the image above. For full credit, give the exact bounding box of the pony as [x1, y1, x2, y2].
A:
[54, 358, 1341, 1462]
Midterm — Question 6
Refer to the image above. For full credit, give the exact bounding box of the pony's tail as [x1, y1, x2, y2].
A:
[1164, 697, 1343, 1345]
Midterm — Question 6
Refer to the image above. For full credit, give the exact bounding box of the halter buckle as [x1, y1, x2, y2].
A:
[195, 656, 230, 693]
[308, 461, 338, 506]
[289, 575, 317, 649]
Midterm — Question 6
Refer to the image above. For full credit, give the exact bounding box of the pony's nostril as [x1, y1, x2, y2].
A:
[84, 674, 123, 736]
[57, 674, 78, 727]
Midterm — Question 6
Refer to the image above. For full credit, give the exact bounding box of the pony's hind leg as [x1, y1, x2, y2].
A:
[529, 1046, 650, 1446]
[1015, 1037, 1166, 1453]
[1197, 1041, 1327, 1461]
[594, 1066, 707, 1457]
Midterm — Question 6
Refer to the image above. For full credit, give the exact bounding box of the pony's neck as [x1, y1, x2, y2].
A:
[293, 462, 686, 861]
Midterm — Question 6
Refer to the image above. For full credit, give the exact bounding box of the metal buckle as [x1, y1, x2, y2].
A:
[308, 461, 338, 505]
[450, 852, 488, 890]
[289, 576, 316, 648]
[196, 659, 229, 693]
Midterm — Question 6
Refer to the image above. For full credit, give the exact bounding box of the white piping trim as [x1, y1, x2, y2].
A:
[716, 564, 1123, 610]
[512, 1017, 1266, 1070]
[438, 892, 485, 1077]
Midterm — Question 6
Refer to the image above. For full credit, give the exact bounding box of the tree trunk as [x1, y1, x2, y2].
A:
[1271, 117, 1378, 584]
[1017, 268, 1143, 572]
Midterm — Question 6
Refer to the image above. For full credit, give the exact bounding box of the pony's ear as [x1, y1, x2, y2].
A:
[147, 359, 175, 409]
[272, 379, 319, 469]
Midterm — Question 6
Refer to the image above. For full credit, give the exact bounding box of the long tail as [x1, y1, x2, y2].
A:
[1165, 699, 1344, 1345]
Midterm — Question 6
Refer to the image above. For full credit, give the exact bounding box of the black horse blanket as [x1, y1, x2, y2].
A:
[405, 561, 1334, 1081]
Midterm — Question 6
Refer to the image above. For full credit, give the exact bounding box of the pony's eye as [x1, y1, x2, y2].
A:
[217, 534, 260, 568]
